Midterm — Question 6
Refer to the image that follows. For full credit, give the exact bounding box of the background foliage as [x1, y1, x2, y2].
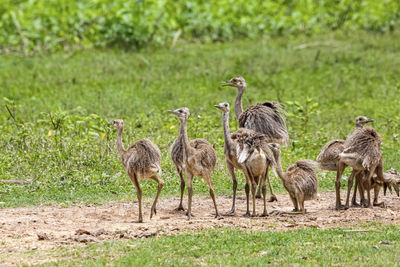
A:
[1, 30, 400, 207]
[1, 0, 400, 54]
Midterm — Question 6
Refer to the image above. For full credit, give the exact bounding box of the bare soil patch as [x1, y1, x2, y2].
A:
[1, 190, 399, 264]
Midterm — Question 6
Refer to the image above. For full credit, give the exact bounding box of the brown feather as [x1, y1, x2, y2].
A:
[343, 126, 382, 169]
[238, 101, 289, 145]
[285, 160, 318, 200]
[171, 137, 208, 169]
[316, 140, 345, 170]
[231, 128, 275, 166]
[126, 139, 161, 174]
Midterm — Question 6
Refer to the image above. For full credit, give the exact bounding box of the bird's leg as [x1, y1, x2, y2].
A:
[364, 167, 376, 208]
[358, 176, 368, 207]
[351, 173, 361, 207]
[260, 175, 268, 217]
[290, 194, 299, 212]
[373, 185, 386, 208]
[345, 170, 358, 209]
[130, 174, 143, 223]
[266, 170, 277, 202]
[335, 162, 346, 210]
[251, 181, 257, 217]
[298, 194, 306, 214]
[205, 175, 219, 218]
[256, 180, 262, 199]
[175, 168, 185, 211]
[150, 175, 164, 219]
[186, 174, 194, 220]
[244, 183, 250, 217]
[225, 162, 237, 215]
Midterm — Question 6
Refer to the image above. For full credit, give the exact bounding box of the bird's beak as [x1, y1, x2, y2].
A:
[221, 80, 233, 87]
[366, 118, 374, 123]
[108, 121, 113, 126]
[167, 110, 178, 115]
[214, 104, 222, 109]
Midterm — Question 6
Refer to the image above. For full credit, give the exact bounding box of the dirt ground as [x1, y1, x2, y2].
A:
[1, 190, 400, 265]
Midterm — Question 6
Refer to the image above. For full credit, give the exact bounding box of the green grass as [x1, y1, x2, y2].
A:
[1, 30, 400, 207]
[4, 224, 399, 266]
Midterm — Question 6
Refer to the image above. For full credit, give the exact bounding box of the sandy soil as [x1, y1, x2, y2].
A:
[1, 190, 399, 265]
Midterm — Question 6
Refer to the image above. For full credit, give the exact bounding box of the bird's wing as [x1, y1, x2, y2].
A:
[316, 139, 345, 163]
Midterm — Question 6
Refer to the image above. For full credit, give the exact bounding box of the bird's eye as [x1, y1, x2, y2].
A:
[178, 110, 182, 113]
[224, 104, 228, 107]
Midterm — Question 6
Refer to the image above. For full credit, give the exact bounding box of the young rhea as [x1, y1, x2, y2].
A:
[222, 76, 288, 201]
[215, 102, 275, 216]
[354, 168, 400, 208]
[170, 124, 212, 211]
[317, 116, 374, 171]
[231, 128, 276, 217]
[317, 116, 374, 207]
[168, 107, 219, 220]
[337, 126, 383, 209]
[110, 119, 163, 223]
[268, 143, 318, 214]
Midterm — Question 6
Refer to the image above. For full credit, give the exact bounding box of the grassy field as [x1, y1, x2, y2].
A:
[2, 224, 399, 266]
[1, 31, 400, 207]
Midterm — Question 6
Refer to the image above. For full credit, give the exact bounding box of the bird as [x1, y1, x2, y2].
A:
[317, 116, 374, 207]
[168, 107, 219, 220]
[222, 76, 288, 201]
[170, 124, 211, 211]
[317, 116, 374, 171]
[230, 127, 276, 217]
[336, 126, 384, 209]
[268, 143, 318, 214]
[215, 102, 274, 215]
[355, 168, 400, 208]
[110, 119, 163, 223]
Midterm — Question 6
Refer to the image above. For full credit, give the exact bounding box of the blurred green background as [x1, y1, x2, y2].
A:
[1, 1, 400, 207]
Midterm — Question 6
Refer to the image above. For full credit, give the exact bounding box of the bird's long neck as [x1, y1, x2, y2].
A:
[179, 118, 192, 158]
[274, 152, 286, 182]
[234, 88, 244, 120]
[116, 127, 126, 157]
[222, 111, 233, 150]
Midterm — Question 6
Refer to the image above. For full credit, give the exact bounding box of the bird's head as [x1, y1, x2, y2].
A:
[268, 143, 281, 156]
[110, 119, 124, 129]
[214, 102, 230, 112]
[355, 116, 374, 128]
[221, 76, 246, 92]
[167, 107, 190, 121]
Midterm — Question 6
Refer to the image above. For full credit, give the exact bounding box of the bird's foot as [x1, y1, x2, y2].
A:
[150, 205, 156, 219]
[214, 213, 222, 219]
[223, 209, 236, 216]
[130, 218, 143, 223]
[335, 204, 347, 210]
[260, 212, 269, 217]
[351, 201, 361, 207]
[185, 211, 195, 217]
[251, 213, 257, 217]
[255, 193, 262, 199]
[373, 202, 387, 208]
[292, 208, 299, 212]
[244, 212, 251, 217]
[360, 199, 369, 208]
[174, 205, 185, 211]
[268, 195, 278, 202]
